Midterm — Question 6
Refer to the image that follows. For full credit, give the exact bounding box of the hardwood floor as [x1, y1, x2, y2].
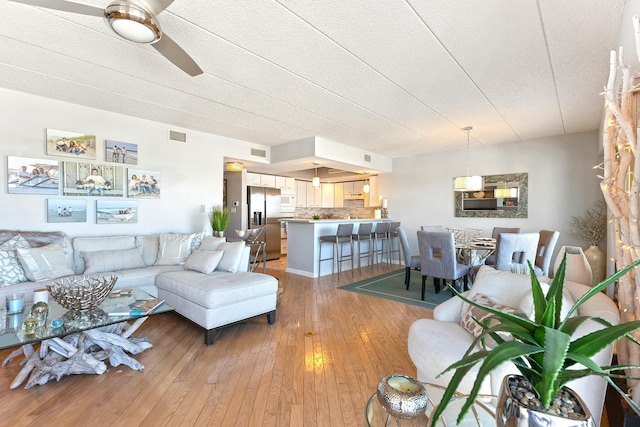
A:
[0, 263, 432, 426]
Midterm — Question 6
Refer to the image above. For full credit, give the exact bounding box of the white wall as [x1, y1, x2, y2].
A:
[0, 88, 267, 237]
[382, 131, 603, 262]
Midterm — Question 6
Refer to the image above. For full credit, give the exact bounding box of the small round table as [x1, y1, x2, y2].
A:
[364, 382, 496, 426]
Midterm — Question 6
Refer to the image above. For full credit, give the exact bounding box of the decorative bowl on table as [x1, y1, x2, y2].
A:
[47, 275, 117, 312]
[236, 228, 262, 241]
[376, 373, 429, 420]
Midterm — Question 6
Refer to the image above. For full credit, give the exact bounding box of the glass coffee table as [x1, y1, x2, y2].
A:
[0, 288, 173, 389]
[365, 382, 496, 426]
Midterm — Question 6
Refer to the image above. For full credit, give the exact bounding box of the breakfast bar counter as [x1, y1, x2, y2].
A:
[286, 218, 393, 278]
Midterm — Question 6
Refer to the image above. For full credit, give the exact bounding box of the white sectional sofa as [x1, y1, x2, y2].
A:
[407, 266, 619, 425]
[0, 230, 278, 345]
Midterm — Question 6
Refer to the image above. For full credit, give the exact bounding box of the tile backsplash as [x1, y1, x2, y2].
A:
[294, 199, 377, 219]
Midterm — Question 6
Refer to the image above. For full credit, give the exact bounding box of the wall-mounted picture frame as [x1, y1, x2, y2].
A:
[62, 162, 124, 197]
[105, 140, 138, 165]
[96, 200, 138, 224]
[47, 198, 87, 223]
[7, 156, 59, 195]
[127, 168, 160, 199]
[46, 129, 97, 160]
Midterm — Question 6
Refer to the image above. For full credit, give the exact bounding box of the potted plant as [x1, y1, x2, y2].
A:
[430, 255, 640, 426]
[209, 205, 230, 237]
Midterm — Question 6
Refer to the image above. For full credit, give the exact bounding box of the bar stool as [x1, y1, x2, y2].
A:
[351, 222, 373, 274]
[371, 222, 391, 267]
[387, 221, 401, 265]
[318, 223, 354, 280]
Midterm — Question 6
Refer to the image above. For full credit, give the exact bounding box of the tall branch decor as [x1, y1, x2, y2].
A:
[601, 16, 640, 403]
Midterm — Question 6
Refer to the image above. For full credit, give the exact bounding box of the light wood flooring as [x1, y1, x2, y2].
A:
[0, 262, 433, 426]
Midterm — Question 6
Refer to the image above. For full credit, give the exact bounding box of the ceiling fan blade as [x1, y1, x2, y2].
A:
[152, 33, 203, 76]
[9, 0, 104, 17]
[137, 0, 175, 16]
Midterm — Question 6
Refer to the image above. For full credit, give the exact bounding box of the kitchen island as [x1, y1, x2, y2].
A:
[286, 218, 394, 278]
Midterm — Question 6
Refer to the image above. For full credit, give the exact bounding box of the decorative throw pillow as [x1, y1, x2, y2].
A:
[16, 243, 74, 282]
[155, 233, 197, 266]
[215, 241, 246, 273]
[184, 250, 223, 274]
[82, 247, 145, 274]
[517, 283, 576, 321]
[190, 231, 207, 253]
[459, 293, 520, 349]
[0, 235, 31, 286]
[198, 236, 226, 251]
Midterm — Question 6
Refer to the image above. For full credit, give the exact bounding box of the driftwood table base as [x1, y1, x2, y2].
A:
[3, 317, 152, 389]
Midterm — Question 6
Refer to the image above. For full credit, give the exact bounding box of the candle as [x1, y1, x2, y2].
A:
[382, 199, 388, 209]
[6, 293, 24, 314]
[387, 375, 420, 393]
[33, 289, 49, 304]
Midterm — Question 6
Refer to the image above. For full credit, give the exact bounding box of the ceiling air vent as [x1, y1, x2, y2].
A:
[168, 129, 187, 144]
[364, 154, 371, 162]
[251, 148, 266, 158]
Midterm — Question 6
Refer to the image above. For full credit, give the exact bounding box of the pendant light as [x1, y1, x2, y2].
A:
[363, 174, 370, 193]
[312, 163, 320, 188]
[454, 126, 483, 192]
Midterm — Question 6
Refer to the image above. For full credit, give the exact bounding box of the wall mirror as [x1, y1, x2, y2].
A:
[454, 172, 528, 218]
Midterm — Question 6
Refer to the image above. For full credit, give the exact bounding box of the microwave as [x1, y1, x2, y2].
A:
[281, 191, 296, 212]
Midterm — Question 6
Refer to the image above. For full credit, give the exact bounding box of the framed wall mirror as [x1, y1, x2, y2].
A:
[454, 172, 528, 218]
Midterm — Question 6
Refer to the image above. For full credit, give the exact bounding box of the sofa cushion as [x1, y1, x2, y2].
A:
[82, 247, 145, 274]
[16, 243, 74, 282]
[73, 236, 136, 274]
[459, 293, 519, 349]
[517, 282, 576, 321]
[0, 235, 31, 286]
[215, 241, 246, 273]
[135, 234, 159, 267]
[198, 236, 226, 251]
[155, 233, 197, 266]
[184, 250, 223, 274]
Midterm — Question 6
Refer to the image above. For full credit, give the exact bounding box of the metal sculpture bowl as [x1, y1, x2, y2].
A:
[236, 228, 263, 241]
[376, 374, 428, 420]
[47, 275, 117, 312]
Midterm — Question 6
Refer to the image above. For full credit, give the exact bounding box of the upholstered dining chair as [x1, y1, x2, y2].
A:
[484, 227, 522, 267]
[420, 225, 446, 232]
[398, 227, 420, 289]
[387, 221, 401, 265]
[534, 230, 560, 276]
[417, 231, 470, 299]
[494, 232, 540, 274]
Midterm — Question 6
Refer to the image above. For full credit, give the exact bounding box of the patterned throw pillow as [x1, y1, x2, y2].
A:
[459, 293, 520, 349]
[0, 235, 31, 286]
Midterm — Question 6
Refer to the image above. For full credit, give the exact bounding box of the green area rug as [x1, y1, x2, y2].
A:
[338, 269, 453, 309]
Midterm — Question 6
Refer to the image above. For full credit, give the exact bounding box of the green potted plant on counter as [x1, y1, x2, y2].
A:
[430, 255, 640, 427]
[209, 205, 230, 237]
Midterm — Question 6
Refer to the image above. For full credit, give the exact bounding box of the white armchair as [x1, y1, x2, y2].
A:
[407, 266, 619, 425]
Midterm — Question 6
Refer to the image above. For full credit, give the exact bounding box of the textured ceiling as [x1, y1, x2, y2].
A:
[0, 0, 626, 163]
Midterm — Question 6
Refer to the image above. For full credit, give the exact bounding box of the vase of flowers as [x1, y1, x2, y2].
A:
[570, 200, 607, 285]
[429, 255, 640, 427]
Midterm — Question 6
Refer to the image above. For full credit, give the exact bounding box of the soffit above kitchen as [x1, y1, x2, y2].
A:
[0, 0, 627, 158]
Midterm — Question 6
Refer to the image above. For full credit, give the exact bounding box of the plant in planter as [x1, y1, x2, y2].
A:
[430, 255, 640, 426]
[209, 205, 230, 237]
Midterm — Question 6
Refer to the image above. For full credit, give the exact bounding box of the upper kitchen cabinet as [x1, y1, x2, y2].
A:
[295, 180, 307, 207]
[334, 183, 344, 208]
[275, 175, 286, 189]
[260, 174, 276, 188]
[246, 172, 262, 187]
[285, 177, 296, 191]
[366, 176, 379, 207]
[321, 183, 334, 208]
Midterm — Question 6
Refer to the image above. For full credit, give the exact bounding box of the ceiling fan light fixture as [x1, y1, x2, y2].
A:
[105, 2, 161, 44]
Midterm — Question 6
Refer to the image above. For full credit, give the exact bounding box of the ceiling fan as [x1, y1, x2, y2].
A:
[10, 0, 203, 76]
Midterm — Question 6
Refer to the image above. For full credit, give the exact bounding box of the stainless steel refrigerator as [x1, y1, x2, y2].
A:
[247, 186, 282, 260]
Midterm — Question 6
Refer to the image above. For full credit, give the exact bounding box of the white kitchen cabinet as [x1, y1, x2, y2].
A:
[343, 181, 354, 195]
[313, 185, 321, 207]
[246, 172, 261, 186]
[368, 175, 379, 207]
[334, 183, 344, 207]
[321, 183, 334, 208]
[260, 174, 276, 188]
[353, 180, 364, 195]
[296, 180, 307, 207]
[285, 177, 296, 191]
[275, 175, 286, 189]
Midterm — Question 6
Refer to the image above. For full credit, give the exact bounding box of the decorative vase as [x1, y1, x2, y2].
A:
[584, 245, 606, 286]
[553, 246, 592, 287]
[496, 375, 594, 427]
[213, 230, 224, 237]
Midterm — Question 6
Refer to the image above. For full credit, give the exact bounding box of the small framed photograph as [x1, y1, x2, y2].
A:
[46, 129, 97, 160]
[7, 156, 59, 195]
[47, 198, 87, 223]
[62, 162, 124, 197]
[127, 168, 160, 198]
[96, 200, 138, 224]
[105, 140, 138, 165]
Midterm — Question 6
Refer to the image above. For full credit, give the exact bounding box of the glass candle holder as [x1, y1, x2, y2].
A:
[6, 293, 25, 314]
[31, 301, 49, 327]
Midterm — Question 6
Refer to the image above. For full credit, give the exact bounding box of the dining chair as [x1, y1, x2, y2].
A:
[534, 230, 560, 276]
[371, 222, 391, 267]
[485, 227, 522, 266]
[494, 232, 540, 274]
[417, 230, 470, 299]
[318, 223, 354, 280]
[397, 227, 420, 289]
[387, 221, 401, 265]
[351, 222, 373, 274]
[420, 225, 446, 232]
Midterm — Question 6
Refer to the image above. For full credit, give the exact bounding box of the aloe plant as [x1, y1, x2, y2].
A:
[431, 255, 640, 426]
[209, 205, 230, 232]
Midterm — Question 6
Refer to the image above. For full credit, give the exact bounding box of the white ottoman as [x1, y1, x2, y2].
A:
[156, 270, 278, 345]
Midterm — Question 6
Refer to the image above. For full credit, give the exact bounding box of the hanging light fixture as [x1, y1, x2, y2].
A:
[454, 126, 483, 192]
[363, 174, 370, 193]
[312, 163, 320, 187]
[225, 161, 243, 172]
